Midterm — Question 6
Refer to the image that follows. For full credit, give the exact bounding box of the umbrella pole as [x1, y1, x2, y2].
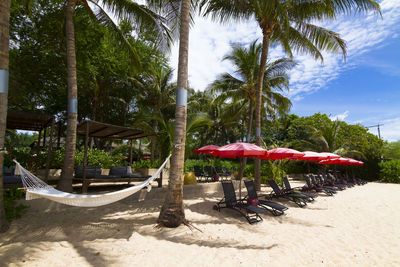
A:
[238, 159, 243, 199]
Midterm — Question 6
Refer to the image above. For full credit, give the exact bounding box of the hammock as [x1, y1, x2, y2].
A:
[13, 155, 171, 207]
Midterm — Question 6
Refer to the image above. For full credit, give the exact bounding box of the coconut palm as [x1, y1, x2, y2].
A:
[150, 0, 191, 227]
[134, 64, 175, 161]
[210, 40, 296, 180]
[0, 0, 11, 233]
[203, 0, 380, 190]
[58, 0, 171, 192]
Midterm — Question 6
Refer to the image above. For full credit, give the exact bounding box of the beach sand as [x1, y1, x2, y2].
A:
[1, 182, 400, 267]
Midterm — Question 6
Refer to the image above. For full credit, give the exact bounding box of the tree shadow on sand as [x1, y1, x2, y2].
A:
[0, 191, 282, 265]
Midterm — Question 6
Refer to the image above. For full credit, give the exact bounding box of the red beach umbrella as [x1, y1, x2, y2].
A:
[296, 151, 327, 161]
[193, 145, 220, 156]
[215, 142, 268, 198]
[215, 142, 268, 159]
[319, 152, 341, 159]
[260, 147, 304, 160]
[318, 157, 351, 165]
[346, 158, 364, 166]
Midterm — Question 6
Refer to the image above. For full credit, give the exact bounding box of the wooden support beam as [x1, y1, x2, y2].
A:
[44, 118, 55, 181]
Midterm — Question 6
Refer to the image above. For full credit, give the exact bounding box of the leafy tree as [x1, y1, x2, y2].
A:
[383, 141, 400, 160]
[203, 0, 380, 190]
[58, 0, 171, 192]
[210, 40, 295, 180]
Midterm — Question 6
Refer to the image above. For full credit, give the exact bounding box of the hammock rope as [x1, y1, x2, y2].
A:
[13, 155, 171, 207]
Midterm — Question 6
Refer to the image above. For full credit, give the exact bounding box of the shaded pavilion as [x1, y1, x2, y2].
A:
[6, 110, 56, 181]
[76, 120, 154, 183]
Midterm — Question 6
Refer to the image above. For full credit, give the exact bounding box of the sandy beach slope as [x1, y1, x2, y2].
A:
[1, 182, 400, 266]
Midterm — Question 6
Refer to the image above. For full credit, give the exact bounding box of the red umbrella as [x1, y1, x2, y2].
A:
[215, 142, 268, 198]
[346, 158, 364, 166]
[259, 147, 304, 160]
[319, 152, 341, 159]
[318, 157, 350, 165]
[193, 145, 220, 156]
[215, 142, 268, 158]
[296, 151, 327, 161]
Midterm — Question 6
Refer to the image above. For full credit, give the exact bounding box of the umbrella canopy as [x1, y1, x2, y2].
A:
[215, 142, 268, 159]
[295, 151, 327, 161]
[318, 157, 351, 165]
[260, 147, 304, 160]
[319, 152, 341, 159]
[346, 158, 364, 166]
[193, 145, 220, 156]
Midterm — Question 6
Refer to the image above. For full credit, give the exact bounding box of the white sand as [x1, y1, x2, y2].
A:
[1, 182, 400, 267]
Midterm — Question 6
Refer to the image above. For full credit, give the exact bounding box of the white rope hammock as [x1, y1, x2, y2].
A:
[13, 155, 171, 207]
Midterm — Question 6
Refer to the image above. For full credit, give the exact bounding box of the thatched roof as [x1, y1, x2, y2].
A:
[76, 120, 148, 140]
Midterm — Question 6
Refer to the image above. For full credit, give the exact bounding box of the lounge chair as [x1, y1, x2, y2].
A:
[304, 175, 334, 196]
[214, 181, 264, 224]
[214, 166, 230, 181]
[310, 174, 337, 194]
[326, 173, 347, 189]
[193, 165, 205, 183]
[244, 180, 288, 216]
[318, 174, 345, 190]
[108, 165, 151, 181]
[282, 177, 316, 201]
[267, 180, 307, 207]
[203, 166, 215, 182]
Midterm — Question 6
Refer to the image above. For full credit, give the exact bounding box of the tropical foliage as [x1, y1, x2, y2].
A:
[379, 160, 400, 184]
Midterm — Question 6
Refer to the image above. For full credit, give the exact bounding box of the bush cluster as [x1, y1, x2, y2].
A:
[379, 160, 400, 184]
[184, 159, 238, 173]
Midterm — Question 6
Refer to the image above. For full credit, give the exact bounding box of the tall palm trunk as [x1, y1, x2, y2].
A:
[0, 0, 10, 233]
[238, 98, 255, 180]
[57, 0, 78, 192]
[254, 28, 272, 191]
[158, 0, 190, 227]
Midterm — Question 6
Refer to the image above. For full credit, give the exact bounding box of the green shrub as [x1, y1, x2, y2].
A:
[4, 186, 28, 222]
[132, 159, 160, 169]
[379, 160, 400, 183]
[184, 159, 239, 173]
[75, 148, 126, 168]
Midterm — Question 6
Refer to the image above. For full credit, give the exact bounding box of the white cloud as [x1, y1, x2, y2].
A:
[288, 0, 400, 97]
[330, 111, 349, 121]
[168, 0, 400, 94]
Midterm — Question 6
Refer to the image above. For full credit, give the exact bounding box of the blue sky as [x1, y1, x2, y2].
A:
[169, 0, 400, 142]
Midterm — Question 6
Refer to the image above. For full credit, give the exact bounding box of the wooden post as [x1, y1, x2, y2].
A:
[37, 129, 42, 154]
[158, 171, 163, 188]
[129, 139, 133, 166]
[43, 127, 47, 147]
[82, 122, 89, 193]
[57, 121, 62, 149]
[44, 118, 55, 182]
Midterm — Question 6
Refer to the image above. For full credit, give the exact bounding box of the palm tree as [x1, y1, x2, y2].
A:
[157, 0, 192, 227]
[134, 64, 175, 161]
[58, 0, 171, 192]
[203, 0, 380, 190]
[0, 0, 11, 233]
[210, 40, 295, 180]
